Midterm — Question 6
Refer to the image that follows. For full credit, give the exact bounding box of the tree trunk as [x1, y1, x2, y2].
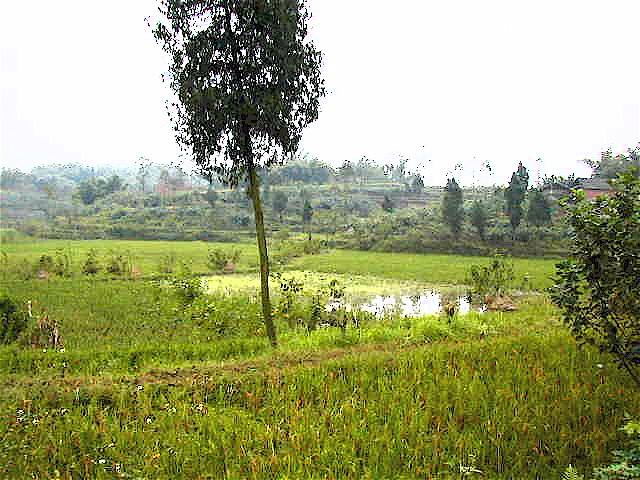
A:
[248, 161, 277, 347]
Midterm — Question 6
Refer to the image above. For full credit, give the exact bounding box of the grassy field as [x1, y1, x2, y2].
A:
[291, 249, 559, 290]
[0, 239, 635, 479]
[0, 238, 259, 276]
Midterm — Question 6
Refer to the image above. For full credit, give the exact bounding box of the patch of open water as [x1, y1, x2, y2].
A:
[329, 291, 485, 317]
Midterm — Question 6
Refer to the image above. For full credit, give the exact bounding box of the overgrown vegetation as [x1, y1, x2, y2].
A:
[552, 169, 640, 387]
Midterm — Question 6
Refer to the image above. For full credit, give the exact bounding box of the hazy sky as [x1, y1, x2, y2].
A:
[1, 0, 639, 185]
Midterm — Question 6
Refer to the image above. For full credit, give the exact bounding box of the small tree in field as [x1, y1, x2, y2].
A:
[153, 0, 325, 346]
[441, 177, 464, 238]
[526, 188, 551, 228]
[505, 162, 529, 235]
[272, 191, 288, 223]
[302, 199, 313, 240]
[381, 195, 394, 213]
[551, 169, 640, 387]
[469, 200, 488, 240]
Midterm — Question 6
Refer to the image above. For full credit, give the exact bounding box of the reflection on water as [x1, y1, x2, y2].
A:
[355, 291, 484, 317]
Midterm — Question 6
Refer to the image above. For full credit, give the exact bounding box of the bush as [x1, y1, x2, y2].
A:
[82, 249, 101, 275]
[467, 256, 515, 298]
[551, 170, 640, 387]
[0, 296, 28, 344]
[53, 249, 73, 277]
[170, 267, 205, 305]
[158, 252, 178, 274]
[36, 254, 55, 273]
[592, 418, 640, 479]
[207, 248, 241, 272]
[106, 252, 132, 276]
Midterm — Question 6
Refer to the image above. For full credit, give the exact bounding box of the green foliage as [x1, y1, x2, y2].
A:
[442, 177, 464, 237]
[81, 249, 101, 275]
[271, 238, 323, 265]
[505, 162, 529, 232]
[36, 254, 55, 273]
[170, 267, 205, 306]
[551, 170, 640, 386]
[561, 465, 584, 480]
[302, 199, 313, 225]
[207, 248, 241, 272]
[272, 191, 289, 221]
[527, 188, 552, 227]
[158, 251, 177, 274]
[276, 274, 304, 328]
[381, 194, 394, 213]
[592, 418, 640, 479]
[52, 249, 73, 277]
[74, 175, 125, 205]
[0, 295, 28, 344]
[583, 144, 640, 179]
[467, 256, 516, 298]
[469, 200, 488, 240]
[105, 252, 132, 276]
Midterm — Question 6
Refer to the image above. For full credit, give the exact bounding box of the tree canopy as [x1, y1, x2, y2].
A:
[441, 177, 464, 238]
[153, 0, 325, 347]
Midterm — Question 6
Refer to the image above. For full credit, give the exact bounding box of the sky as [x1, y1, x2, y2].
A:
[1, 0, 639, 186]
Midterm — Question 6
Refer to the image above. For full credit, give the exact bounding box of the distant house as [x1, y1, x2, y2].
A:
[579, 175, 613, 200]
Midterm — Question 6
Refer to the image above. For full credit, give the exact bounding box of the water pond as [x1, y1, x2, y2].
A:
[333, 291, 485, 318]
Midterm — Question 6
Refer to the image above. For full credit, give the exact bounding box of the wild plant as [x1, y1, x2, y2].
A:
[82, 249, 101, 275]
[276, 274, 304, 328]
[0, 295, 28, 344]
[106, 251, 132, 276]
[467, 256, 515, 298]
[207, 247, 241, 272]
[158, 251, 177, 274]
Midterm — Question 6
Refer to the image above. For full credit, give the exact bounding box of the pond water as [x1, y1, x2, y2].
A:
[329, 291, 485, 318]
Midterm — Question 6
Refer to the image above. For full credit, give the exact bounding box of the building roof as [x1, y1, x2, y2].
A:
[580, 176, 612, 191]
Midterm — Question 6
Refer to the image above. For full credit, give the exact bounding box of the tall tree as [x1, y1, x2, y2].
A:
[526, 189, 552, 227]
[505, 162, 528, 234]
[153, 0, 325, 347]
[441, 177, 464, 238]
[582, 145, 640, 179]
[302, 199, 313, 240]
[469, 200, 488, 240]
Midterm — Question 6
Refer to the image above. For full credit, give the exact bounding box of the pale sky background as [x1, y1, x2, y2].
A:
[1, 0, 639, 186]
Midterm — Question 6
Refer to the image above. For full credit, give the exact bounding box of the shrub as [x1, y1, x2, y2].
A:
[82, 249, 101, 275]
[207, 248, 241, 272]
[170, 267, 204, 305]
[158, 252, 178, 274]
[106, 252, 132, 276]
[36, 254, 55, 273]
[0, 296, 28, 344]
[592, 418, 640, 479]
[551, 170, 640, 387]
[53, 249, 73, 277]
[467, 256, 515, 298]
[275, 274, 304, 328]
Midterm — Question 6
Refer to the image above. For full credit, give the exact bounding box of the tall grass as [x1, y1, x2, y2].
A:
[1, 330, 636, 479]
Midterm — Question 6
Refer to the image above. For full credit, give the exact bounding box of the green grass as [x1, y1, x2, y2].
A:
[290, 249, 558, 290]
[1, 325, 637, 479]
[0, 239, 259, 275]
[0, 240, 635, 479]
